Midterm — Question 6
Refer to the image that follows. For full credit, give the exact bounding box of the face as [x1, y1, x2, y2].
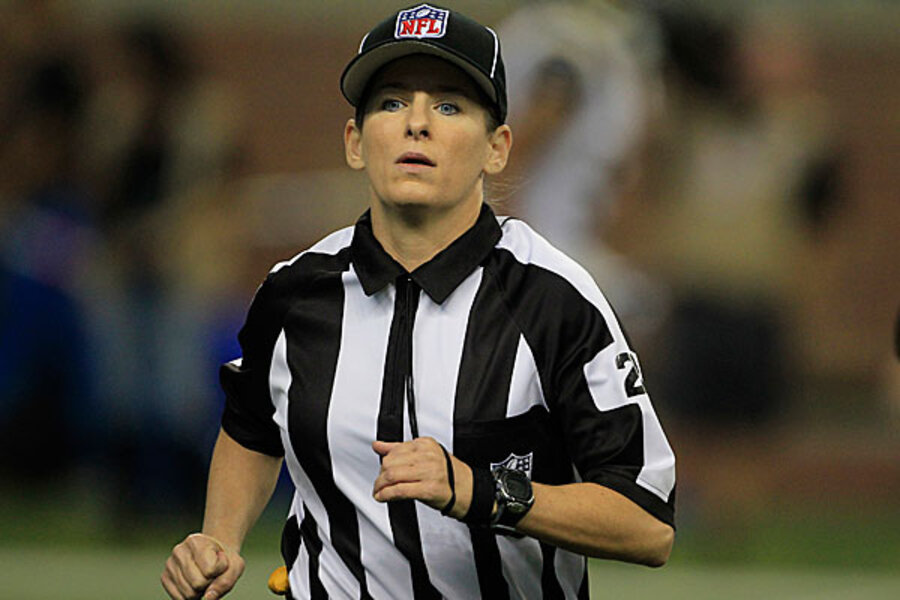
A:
[344, 55, 511, 217]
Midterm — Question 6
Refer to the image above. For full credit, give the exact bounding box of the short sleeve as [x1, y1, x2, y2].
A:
[553, 298, 676, 527]
[220, 276, 285, 457]
[486, 225, 676, 527]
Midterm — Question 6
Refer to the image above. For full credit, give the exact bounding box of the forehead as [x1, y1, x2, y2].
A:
[366, 54, 482, 98]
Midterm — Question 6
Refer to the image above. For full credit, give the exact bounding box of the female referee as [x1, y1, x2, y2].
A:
[162, 4, 675, 599]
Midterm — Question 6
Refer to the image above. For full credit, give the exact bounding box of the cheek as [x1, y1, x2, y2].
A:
[449, 133, 492, 175]
[360, 139, 388, 174]
[358, 122, 392, 164]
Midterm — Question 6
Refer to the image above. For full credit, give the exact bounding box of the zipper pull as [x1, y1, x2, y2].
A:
[404, 276, 419, 439]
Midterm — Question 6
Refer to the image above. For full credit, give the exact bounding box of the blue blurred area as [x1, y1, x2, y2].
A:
[0, 0, 898, 570]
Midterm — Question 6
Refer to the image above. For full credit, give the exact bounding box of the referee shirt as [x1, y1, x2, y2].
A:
[221, 204, 676, 599]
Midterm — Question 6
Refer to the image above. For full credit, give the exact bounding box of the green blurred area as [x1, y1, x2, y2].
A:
[2, 485, 899, 599]
[3, 544, 900, 600]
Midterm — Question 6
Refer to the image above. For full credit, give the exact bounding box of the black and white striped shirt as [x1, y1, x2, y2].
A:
[221, 204, 675, 599]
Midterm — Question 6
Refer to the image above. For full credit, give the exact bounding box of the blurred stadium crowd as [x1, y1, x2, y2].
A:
[1, 0, 898, 547]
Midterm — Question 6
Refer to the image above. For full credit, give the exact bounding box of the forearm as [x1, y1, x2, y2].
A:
[516, 482, 674, 567]
[201, 428, 283, 552]
[372, 439, 673, 566]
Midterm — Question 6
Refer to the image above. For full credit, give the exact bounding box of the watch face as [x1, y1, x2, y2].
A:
[493, 469, 534, 527]
[506, 476, 530, 498]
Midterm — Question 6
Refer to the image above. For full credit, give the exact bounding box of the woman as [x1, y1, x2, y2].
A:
[162, 5, 675, 599]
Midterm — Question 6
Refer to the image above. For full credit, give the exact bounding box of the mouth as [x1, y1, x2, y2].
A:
[396, 152, 436, 167]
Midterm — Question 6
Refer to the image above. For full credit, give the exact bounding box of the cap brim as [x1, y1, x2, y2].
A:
[341, 41, 497, 109]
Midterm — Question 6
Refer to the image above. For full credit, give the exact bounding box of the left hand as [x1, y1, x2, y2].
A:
[372, 437, 467, 516]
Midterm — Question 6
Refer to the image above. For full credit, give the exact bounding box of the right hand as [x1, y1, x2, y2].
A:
[161, 533, 245, 600]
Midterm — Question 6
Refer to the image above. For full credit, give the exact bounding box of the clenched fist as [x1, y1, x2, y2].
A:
[161, 533, 245, 600]
[372, 436, 473, 519]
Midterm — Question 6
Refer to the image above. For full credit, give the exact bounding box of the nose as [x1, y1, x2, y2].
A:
[405, 93, 430, 139]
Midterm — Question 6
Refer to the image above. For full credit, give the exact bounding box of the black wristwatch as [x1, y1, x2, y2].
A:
[491, 467, 535, 531]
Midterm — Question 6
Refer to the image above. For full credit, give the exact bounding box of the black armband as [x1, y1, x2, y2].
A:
[462, 467, 495, 526]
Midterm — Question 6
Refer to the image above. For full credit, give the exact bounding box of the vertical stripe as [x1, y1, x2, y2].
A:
[282, 254, 373, 599]
[291, 544, 308, 600]
[281, 512, 301, 575]
[283, 439, 355, 598]
[269, 331, 291, 431]
[458, 272, 559, 598]
[284, 500, 309, 600]
[274, 332, 359, 598]
[455, 266, 522, 423]
[471, 528, 510, 599]
[280, 502, 305, 600]
[330, 268, 414, 598]
[453, 266, 521, 598]
[377, 278, 441, 599]
[415, 269, 483, 598]
[414, 270, 480, 445]
[554, 548, 586, 599]
[496, 535, 541, 599]
[299, 508, 327, 600]
[539, 543, 565, 599]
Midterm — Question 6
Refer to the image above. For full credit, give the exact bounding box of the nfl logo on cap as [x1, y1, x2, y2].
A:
[395, 4, 449, 39]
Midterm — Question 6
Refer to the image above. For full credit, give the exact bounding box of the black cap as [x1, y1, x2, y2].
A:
[341, 4, 507, 123]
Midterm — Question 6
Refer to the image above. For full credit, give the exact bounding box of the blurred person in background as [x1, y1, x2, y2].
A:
[0, 0, 99, 485]
[76, 18, 245, 521]
[642, 7, 836, 425]
[0, 0, 244, 523]
[497, 1, 670, 344]
[162, 4, 675, 599]
[613, 5, 841, 533]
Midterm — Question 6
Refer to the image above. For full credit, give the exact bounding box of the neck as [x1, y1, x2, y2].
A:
[370, 198, 482, 272]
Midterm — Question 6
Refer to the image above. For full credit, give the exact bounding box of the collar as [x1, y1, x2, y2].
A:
[350, 203, 501, 304]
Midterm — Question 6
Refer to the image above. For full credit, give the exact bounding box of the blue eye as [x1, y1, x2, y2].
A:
[382, 99, 403, 112]
[437, 102, 459, 115]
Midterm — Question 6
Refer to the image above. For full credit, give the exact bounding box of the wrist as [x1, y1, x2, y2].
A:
[445, 464, 501, 522]
[460, 467, 495, 526]
[199, 531, 242, 554]
[447, 462, 471, 519]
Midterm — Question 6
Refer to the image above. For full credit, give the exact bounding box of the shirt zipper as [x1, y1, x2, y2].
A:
[402, 276, 419, 439]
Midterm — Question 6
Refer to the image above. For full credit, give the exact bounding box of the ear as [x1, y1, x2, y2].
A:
[483, 124, 513, 176]
[344, 118, 365, 171]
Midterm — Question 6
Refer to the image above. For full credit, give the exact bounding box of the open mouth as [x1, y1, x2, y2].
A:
[397, 152, 436, 167]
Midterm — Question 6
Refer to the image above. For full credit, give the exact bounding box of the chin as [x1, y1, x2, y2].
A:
[390, 202, 443, 220]
[380, 191, 443, 210]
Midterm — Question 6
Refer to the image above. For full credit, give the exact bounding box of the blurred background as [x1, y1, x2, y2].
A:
[1, 0, 898, 598]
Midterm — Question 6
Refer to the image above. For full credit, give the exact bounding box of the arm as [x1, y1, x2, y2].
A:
[161, 428, 283, 600]
[518, 481, 673, 566]
[372, 438, 673, 568]
[202, 427, 283, 551]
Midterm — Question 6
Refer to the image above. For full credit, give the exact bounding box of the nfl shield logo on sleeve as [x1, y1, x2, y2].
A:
[395, 4, 450, 39]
